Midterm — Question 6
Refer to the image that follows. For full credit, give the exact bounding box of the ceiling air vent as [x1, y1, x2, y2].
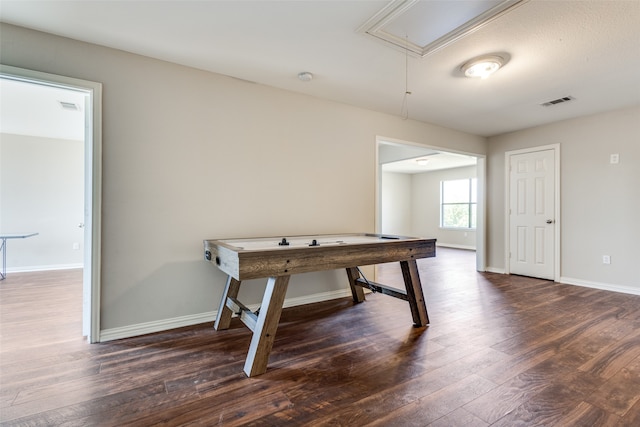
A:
[59, 101, 79, 111]
[541, 96, 575, 107]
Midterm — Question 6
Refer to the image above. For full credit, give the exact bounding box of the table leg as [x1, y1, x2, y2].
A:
[214, 275, 242, 330]
[400, 260, 429, 327]
[0, 238, 7, 281]
[345, 267, 366, 303]
[244, 275, 290, 377]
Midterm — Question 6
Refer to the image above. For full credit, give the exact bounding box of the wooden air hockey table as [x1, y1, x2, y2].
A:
[204, 233, 436, 377]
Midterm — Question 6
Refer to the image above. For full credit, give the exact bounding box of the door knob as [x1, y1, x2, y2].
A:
[78, 223, 85, 228]
[546, 219, 554, 224]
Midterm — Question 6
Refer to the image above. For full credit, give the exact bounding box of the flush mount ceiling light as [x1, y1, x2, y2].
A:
[460, 53, 509, 79]
[297, 71, 313, 82]
[416, 158, 430, 166]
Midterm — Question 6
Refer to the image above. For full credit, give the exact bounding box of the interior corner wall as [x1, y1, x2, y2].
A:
[380, 172, 412, 236]
[411, 165, 477, 249]
[0, 23, 486, 336]
[487, 106, 640, 292]
[0, 133, 84, 270]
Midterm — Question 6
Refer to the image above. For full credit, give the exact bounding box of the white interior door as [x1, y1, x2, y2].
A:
[508, 148, 555, 280]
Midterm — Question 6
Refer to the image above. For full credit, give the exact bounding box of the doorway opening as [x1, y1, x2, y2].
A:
[375, 137, 486, 273]
[0, 65, 102, 342]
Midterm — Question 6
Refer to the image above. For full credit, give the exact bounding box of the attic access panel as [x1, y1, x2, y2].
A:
[359, 0, 527, 56]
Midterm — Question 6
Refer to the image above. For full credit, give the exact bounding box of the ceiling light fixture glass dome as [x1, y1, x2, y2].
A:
[461, 54, 509, 79]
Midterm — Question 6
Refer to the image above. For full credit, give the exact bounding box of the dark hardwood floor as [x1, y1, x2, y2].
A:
[1, 248, 639, 426]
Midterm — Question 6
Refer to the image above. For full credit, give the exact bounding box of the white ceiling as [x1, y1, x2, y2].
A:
[382, 151, 477, 174]
[1, 0, 639, 140]
[378, 140, 477, 173]
[0, 78, 87, 141]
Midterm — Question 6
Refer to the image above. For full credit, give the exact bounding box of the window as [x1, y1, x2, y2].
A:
[440, 178, 477, 229]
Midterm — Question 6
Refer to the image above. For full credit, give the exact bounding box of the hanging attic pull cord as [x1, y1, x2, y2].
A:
[401, 35, 411, 120]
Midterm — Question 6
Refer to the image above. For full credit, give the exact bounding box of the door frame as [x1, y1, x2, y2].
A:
[0, 64, 102, 342]
[504, 143, 560, 282]
[375, 136, 487, 272]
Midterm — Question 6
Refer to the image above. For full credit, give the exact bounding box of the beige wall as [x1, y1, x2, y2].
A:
[380, 172, 412, 236]
[381, 166, 477, 248]
[1, 24, 486, 337]
[412, 165, 477, 249]
[487, 106, 640, 292]
[0, 133, 84, 269]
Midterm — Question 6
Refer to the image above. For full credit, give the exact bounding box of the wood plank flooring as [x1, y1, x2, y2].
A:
[1, 248, 639, 426]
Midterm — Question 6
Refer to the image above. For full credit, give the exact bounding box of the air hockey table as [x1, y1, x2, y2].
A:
[204, 233, 436, 377]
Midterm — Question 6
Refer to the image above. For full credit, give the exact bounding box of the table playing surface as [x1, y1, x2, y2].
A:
[205, 233, 436, 281]
[0, 232, 39, 239]
[211, 233, 426, 250]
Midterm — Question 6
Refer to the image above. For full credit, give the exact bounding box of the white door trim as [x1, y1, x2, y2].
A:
[1, 64, 102, 342]
[504, 143, 560, 282]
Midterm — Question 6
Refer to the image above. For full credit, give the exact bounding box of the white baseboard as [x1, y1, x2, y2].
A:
[95, 275, 640, 342]
[6, 263, 83, 273]
[99, 288, 353, 342]
[478, 269, 639, 296]
[282, 288, 353, 309]
[99, 311, 217, 342]
[560, 276, 640, 296]
[436, 243, 476, 251]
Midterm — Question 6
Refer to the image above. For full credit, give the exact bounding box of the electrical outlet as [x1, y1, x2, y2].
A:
[73, 242, 80, 250]
[602, 255, 611, 264]
[610, 154, 619, 164]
